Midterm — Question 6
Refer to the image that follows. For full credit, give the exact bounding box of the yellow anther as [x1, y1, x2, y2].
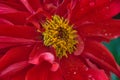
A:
[42, 15, 78, 58]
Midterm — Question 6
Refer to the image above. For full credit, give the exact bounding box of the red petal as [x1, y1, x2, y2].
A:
[42, 0, 58, 14]
[74, 36, 84, 55]
[0, 12, 30, 25]
[29, 44, 52, 64]
[22, 0, 42, 12]
[0, 24, 40, 39]
[68, 0, 102, 22]
[60, 55, 89, 80]
[26, 62, 63, 80]
[68, 0, 89, 22]
[0, 3, 18, 14]
[61, 54, 109, 80]
[0, 36, 36, 43]
[0, 18, 13, 25]
[0, 36, 36, 49]
[20, 0, 35, 14]
[109, 0, 120, 17]
[77, 20, 120, 41]
[83, 41, 120, 77]
[48, 69, 63, 80]
[0, 43, 24, 49]
[25, 62, 51, 80]
[0, 61, 29, 78]
[10, 69, 28, 80]
[87, 69, 109, 80]
[69, 0, 120, 23]
[0, 46, 32, 72]
[0, 48, 9, 59]
[55, 0, 71, 17]
[0, 3, 30, 24]
[0, 0, 27, 11]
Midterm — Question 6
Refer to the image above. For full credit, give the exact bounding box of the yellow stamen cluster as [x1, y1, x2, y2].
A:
[42, 15, 78, 58]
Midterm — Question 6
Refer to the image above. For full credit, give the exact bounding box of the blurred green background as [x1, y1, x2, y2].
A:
[103, 37, 120, 80]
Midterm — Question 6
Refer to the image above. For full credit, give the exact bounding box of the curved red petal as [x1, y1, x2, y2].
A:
[55, 0, 71, 17]
[10, 69, 27, 80]
[48, 69, 63, 80]
[77, 20, 120, 41]
[87, 69, 109, 80]
[0, 46, 32, 72]
[60, 55, 89, 80]
[29, 44, 53, 65]
[21, 0, 58, 15]
[110, 0, 120, 16]
[20, 0, 35, 14]
[69, 0, 120, 23]
[0, 0, 27, 11]
[0, 62, 31, 80]
[0, 36, 36, 49]
[83, 40, 120, 77]
[0, 12, 30, 25]
[0, 61, 29, 78]
[0, 48, 9, 56]
[74, 35, 84, 56]
[0, 3, 18, 14]
[23, 0, 42, 12]
[0, 24, 40, 39]
[0, 18, 13, 25]
[25, 62, 51, 80]
[0, 3, 30, 24]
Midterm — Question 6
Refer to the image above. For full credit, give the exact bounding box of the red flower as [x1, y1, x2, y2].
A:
[0, 0, 120, 80]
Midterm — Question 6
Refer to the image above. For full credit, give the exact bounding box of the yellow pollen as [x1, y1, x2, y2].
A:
[42, 15, 78, 58]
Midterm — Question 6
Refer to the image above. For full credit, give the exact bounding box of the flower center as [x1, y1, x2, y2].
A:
[42, 15, 78, 58]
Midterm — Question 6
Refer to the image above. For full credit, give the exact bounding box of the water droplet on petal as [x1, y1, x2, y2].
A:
[104, 33, 108, 36]
[106, 6, 109, 9]
[85, 67, 89, 71]
[88, 75, 92, 78]
[73, 71, 77, 75]
[88, 75, 95, 80]
[80, 8, 84, 11]
[89, 2, 95, 6]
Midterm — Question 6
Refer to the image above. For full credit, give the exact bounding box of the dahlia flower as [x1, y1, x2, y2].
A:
[0, 0, 120, 80]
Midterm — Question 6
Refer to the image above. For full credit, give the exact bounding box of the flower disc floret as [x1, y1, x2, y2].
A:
[42, 15, 78, 58]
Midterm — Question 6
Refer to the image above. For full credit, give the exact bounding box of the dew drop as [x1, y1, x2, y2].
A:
[108, 33, 112, 36]
[104, 33, 108, 36]
[89, 2, 95, 6]
[88, 75, 92, 78]
[73, 71, 77, 75]
[88, 75, 95, 80]
[26, 45, 32, 47]
[106, 6, 109, 9]
[81, 21, 94, 25]
[104, 33, 112, 36]
[85, 67, 89, 71]
[80, 8, 84, 11]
